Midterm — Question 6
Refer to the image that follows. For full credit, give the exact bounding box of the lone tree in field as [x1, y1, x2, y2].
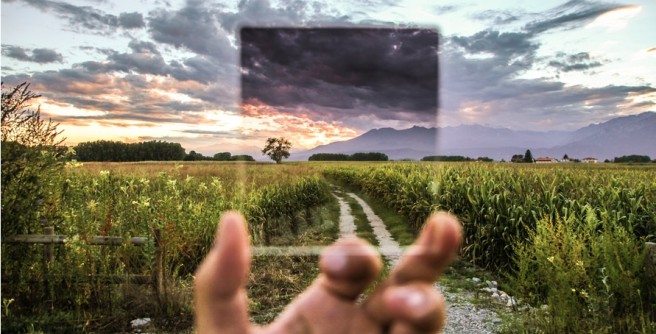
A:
[524, 149, 534, 163]
[262, 137, 292, 164]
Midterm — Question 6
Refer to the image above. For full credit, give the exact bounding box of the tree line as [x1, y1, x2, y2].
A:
[421, 155, 493, 162]
[184, 151, 254, 162]
[73, 140, 254, 162]
[613, 155, 653, 163]
[308, 152, 389, 161]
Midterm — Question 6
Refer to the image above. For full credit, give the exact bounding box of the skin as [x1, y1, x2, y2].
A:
[195, 211, 462, 334]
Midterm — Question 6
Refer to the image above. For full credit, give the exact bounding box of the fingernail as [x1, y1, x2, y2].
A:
[389, 287, 428, 319]
[322, 249, 348, 274]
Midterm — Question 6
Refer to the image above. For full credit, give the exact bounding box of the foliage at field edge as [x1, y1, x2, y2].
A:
[323, 163, 656, 333]
[1, 163, 332, 332]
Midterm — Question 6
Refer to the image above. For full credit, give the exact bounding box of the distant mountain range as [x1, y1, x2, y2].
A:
[289, 112, 656, 161]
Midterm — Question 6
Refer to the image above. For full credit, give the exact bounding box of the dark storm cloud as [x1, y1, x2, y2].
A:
[2, 45, 64, 63]
[241, 28, 438, 119]
[3, 0, 145, 32]
[548, 52, 605, 73]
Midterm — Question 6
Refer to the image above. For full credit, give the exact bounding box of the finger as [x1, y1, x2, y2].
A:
[362, 212, 461, 324]
[391, 212, 462, 284]
[384, 284, 446, 333]
[194, 211, 252, 334]
[264, 237, 382, 333]
[319, 237, 383, 300]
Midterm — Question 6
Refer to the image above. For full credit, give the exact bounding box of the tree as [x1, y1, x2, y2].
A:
[262, 137, 292, 164]
[524, 149, 534, 163]
[563, 154, 569, 160]
[213, 152, 231, 161]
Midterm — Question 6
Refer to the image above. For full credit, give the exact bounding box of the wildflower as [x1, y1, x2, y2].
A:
[36, 198, 45, 205]
[547, 256, 555, 263]
[40, 218, 48, 223]
[576, 260, 584, 267]
[100, 170, 110, 176]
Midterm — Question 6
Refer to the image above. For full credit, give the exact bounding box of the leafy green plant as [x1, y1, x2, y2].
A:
[507, 207, 655, 333]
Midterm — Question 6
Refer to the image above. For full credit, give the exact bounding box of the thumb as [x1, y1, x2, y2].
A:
[194, 211, 252, 334]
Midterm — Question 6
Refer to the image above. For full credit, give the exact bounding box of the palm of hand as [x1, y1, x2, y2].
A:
[195, 212, 462, 334]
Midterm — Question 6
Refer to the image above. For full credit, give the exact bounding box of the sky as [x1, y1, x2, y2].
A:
[1, 0, 655, 154]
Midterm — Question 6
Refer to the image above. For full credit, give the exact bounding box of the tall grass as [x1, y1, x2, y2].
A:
[1, 162, 332, 332]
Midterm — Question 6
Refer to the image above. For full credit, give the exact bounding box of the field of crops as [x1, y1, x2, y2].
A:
[323, 162, 656, 333]
[3, 160, 656, 333]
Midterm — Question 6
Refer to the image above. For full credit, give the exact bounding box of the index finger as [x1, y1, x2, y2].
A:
[390, 212, 462, 284]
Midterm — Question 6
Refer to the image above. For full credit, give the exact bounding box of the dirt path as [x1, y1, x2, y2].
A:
[332, 187, 501, 334]
[332, 193, 357, 240]
[344, 193, 403, 267]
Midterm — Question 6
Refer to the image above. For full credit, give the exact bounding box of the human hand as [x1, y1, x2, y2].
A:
[194, 211, 462, 334]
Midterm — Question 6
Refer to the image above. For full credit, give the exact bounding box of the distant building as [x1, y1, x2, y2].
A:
[582, 157, 598, 163]
[536, 157, 558, 163]
[561, 158, 571, 162]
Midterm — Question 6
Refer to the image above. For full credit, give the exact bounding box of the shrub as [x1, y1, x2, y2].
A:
[508, 206, 655, 333]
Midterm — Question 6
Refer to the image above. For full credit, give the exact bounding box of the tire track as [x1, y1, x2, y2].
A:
[332, 193, 357, 240]
[331, 187, 403, 267]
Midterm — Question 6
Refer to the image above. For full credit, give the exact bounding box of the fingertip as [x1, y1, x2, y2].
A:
[423, 212, 462, 254]
[319, 238, 382, 300]
[217, 211, 250, 246]
[197, 211, 251, 299]
[383, 285, 446, 331]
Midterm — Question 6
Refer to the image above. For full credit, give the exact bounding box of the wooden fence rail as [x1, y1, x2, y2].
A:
[2, 227, 165, 296]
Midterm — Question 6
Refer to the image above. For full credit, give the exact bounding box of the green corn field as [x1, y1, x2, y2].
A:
[2, 160, 655, 332]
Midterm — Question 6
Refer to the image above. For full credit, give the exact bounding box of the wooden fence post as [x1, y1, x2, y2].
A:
[154, 229, 164, 299]
[43, 227, 54, 265]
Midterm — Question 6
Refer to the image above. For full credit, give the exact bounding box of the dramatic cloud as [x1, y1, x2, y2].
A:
[3, 0, 145, 33]
[2, 45, 63, 63]
[548, 52, 605, 73]
[241, 28, 438, 122]
[147, 1, 234, 60]
[1, 0, 653, 148]
[523, 0, 624, 34]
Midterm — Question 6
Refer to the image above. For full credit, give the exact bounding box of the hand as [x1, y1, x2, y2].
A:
[194, 211, 462, 334]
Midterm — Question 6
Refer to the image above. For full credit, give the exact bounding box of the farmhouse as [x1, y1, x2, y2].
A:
[536, 157, 558, 163]
[582, 157, 598, 163]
